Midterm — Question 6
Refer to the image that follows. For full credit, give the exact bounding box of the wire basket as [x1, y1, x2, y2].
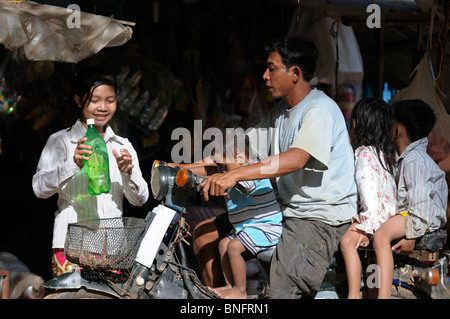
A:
[65, 217, 148, 270]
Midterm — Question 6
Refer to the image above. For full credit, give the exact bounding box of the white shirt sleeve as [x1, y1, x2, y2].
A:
[32, 132, 80, 199]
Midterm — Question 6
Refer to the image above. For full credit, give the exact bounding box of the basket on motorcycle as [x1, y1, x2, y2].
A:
[64, 217, 148, 270]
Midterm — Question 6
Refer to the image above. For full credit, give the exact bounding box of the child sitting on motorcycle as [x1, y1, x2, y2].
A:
[339, 97, 397, 299]
[372, 99, 448, 299]
[207, 129, 283, 299]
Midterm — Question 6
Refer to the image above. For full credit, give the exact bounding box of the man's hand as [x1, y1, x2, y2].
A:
[391, 238, 416, 255]
[201, 172, 237, 201]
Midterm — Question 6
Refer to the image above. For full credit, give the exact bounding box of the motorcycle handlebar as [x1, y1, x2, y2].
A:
[175, 169, 206, 189]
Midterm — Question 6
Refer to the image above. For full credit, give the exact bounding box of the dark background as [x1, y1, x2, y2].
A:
[0, 0, 448, 281]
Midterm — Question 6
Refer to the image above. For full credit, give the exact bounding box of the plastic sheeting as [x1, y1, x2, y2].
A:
[0, 0, 133, 63]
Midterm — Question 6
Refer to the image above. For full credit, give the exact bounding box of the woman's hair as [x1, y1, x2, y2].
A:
[351, 97, 396, 175]
[73, 67, 116, 108]
[264, 36, 318, 82]
[69, 67, 116, 127]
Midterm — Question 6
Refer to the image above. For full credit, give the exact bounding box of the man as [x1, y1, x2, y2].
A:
[190, 36, 357, 298]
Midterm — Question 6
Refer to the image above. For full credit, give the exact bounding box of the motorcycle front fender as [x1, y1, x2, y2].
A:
[43, 269, 122, 298]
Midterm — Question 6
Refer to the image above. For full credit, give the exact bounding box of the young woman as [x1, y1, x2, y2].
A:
[32, 68, 149, 277]
[339, 97, 397, 299]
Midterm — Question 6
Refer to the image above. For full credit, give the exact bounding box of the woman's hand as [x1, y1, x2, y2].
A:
[74, 137, 91, 168]
[113, 149, 134, 173]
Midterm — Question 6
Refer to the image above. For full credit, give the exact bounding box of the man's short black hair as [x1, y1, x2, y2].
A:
[391, 99, 436, 142]
[264, 36, 318, 82]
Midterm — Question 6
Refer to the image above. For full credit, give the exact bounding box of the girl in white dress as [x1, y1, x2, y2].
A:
[340, 97, 397, 299]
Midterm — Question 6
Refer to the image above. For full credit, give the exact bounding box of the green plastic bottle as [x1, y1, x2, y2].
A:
[83, 118, 111, 195]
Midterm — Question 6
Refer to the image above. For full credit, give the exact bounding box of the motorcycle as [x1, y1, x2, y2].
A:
[171, 169, 450, 299]
[42, 160, 450, 299]
[365, 230, 449, 299]
[0, 252, 45, 299]
[43, 160, 218, 299]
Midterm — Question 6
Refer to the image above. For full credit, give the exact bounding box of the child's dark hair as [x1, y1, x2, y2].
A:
[391, 99, 436, 142]
[351, 97, 396, 175]
[265, 36, 318, 82]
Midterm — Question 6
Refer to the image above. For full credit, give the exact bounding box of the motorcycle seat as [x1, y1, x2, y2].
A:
[255, 246, 276, 264]
[358, 229, 447, 262]
[413, 229, 447, 252]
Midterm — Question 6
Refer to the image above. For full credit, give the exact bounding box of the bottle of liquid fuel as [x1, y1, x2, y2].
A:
[84, 118, 111, 195]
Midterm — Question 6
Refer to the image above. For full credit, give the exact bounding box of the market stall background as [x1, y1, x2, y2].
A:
[0, 0, 448, 281]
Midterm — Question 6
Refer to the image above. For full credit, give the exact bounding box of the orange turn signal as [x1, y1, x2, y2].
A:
[425, 268, 440, 286]
[176, 169, 189, 187]
[412, 267, 440, 286]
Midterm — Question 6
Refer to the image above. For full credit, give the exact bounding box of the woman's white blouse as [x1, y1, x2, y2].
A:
[32, 119, 149, 248]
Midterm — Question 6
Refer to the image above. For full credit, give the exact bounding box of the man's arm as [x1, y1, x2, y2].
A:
[167, 156, 218, 176]
[201, 147, 310, 201]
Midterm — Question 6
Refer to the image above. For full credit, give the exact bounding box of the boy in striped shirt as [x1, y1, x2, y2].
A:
[209, 129, 282, 299]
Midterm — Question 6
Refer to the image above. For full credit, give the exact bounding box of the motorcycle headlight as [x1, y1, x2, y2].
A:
[151, 159, 166, 173]
[151, 165, 177, 201]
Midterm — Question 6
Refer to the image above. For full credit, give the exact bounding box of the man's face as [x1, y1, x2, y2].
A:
[262, 50, 295, 100]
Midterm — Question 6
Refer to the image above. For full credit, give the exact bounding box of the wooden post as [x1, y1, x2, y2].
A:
[376, 28, 385, 99]
[436, 0, 449, 95]
[0, 270, 9, 299]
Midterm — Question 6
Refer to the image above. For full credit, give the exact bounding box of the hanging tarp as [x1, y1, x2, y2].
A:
[0, 0, 133, 63]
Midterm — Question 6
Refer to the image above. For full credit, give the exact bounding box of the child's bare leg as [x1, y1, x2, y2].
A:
[214, 237, 233, 291]
[340, 223, 362, 299]
[217, 238, 247, 299]
[372, 215, 406, 299]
